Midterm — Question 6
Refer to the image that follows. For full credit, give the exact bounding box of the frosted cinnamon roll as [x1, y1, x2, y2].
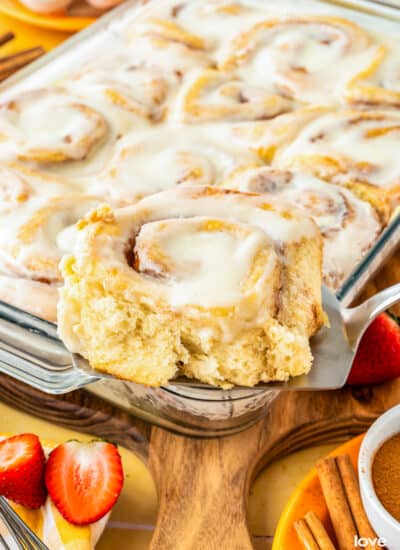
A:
[58, 187, 326, 388]
[254, 107, 396, 216]
[88, 125, 262, 204]
[167, 0, 271, 46]
[269, 109, 400, 212]
[0, 194, 100, 284]
[0, 164, 74, 319]
[173, 68, 292, 123]
[0, 89, 107, 164]
[0, 163, 79, 205]
[223, 167, 382, 288]
[0, 276, 58, 322]
[0, 164, 34, 206]
[125, 18, 213, 79]
[220, 16, 374, 105]
[71, 56, 171, 123]
[345, 45, 400, 108]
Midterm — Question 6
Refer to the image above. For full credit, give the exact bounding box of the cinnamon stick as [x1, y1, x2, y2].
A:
[295, 512, 337, 550]
[336, 455, 377, 541]
[0, 32, 15, 49]
[294, 518, 321, 550]
[305, 512, 336, 550]
[316, 457, 358, 550]
[0, 47, 45, 80]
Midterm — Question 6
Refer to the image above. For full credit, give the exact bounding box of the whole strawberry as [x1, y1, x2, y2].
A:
[0, 433, 46, 509]
[347, 313, 400, 385]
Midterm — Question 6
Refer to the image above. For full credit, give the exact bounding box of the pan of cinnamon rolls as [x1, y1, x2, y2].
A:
[0, 0, 399, 388]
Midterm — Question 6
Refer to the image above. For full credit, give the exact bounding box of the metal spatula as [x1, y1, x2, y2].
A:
[0, 283, 399, 394]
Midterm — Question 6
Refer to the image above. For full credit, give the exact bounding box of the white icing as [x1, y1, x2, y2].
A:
[88, 124, 261, 204]
[0, 195, 100, 282]
[0, 0, 397, 320]
[224, 167, 382, 286]
[135, 217, 274, 307]
[67, 186, 319, 342]
[0, 90, 106, 163]
[0, 275, 58, 321]
[349, 40, 400, 99]
[171, 68, 292, 123]
[277, 110, 400, 189]
[220, 17, 377, 104]
[70, 55, 173, 121]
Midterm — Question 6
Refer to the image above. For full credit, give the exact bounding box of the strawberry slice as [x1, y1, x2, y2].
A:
[45, 440, 123, 526]
[0, 433, 46, 509]
[347, 312, 400, 385]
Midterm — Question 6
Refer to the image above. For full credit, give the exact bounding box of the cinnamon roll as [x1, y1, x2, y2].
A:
[58, 186, 326, 388]
[0, 89, 107, 165]
[71, 55, 171, 124]
[167, 0, 272, 46]
[173, 68, 292, 123]
[0, 163, 80, 203]
[126, 17, 213, 79]
[223, 167, 382, 288]
[258, 107, 398, 215]
[0, 276, 58, 322]
[345, 44, 400, 108]
[0, 193, 100, 283]
[88, 125, 262, 204]
[220, 16, 374, 105]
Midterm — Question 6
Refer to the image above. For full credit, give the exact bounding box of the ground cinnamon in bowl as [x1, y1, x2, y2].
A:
[372, 433, 400, 522]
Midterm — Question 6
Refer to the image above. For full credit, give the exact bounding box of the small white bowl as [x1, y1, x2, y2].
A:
[359, 404, 400, 550]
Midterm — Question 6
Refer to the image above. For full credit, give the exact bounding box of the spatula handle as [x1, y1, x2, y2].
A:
[343, 282, 400, 349]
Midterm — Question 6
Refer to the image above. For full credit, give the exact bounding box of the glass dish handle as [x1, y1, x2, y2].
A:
[0, 301, 100, 394]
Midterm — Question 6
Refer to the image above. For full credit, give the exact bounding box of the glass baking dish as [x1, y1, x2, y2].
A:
[0, 0, 398, 436]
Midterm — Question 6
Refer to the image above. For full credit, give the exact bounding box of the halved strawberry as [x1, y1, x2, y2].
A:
[45, 440, 123, 526]
[347, 312, 400, 385]
[0, 433, 46, 509]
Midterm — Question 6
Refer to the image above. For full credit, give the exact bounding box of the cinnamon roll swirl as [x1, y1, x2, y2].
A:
[58, 186, 326, 388]
[258, 107, 398, 215]
[167, 0, 272, 46]
[0, 163, 79, 203]
[220, 16, 374, 105]
[223, 167, 382, 288]
[174, 68, 292, 123]
[126, 17, 213, 79]
[0, 193, 100, 283]
[71, 55, 171, 123]
[0, 89, 107, 165]
[88, 125, 262, 204]
[345, 44, 400, 108]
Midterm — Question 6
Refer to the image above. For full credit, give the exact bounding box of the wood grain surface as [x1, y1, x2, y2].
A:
[149, 381, 400, 550]
[0, 373, 151, 462]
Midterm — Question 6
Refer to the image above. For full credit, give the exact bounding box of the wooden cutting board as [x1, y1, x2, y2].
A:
[0, 373, 399, 550]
